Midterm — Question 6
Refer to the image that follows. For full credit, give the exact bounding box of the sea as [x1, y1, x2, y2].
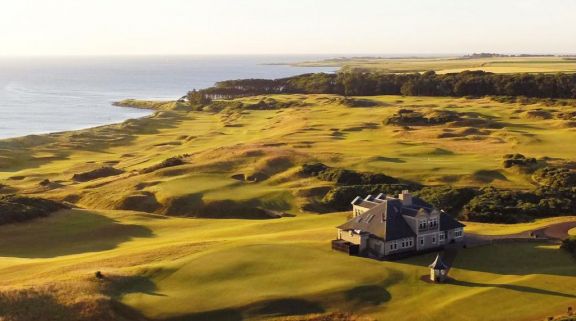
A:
[0, 55, 337, 139]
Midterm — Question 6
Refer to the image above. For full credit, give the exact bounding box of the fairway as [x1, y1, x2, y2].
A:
[0, 209, 574, 321]
[1, 94, 576, 320]
[465, 217, 576, 236]
[2, 0, 576, 320]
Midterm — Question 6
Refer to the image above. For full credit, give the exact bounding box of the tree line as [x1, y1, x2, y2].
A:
[190, 70, 576, 101]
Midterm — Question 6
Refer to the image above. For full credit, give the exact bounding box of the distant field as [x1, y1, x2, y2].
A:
[1, 94, 576, 320]
[295, 56, 576, 74]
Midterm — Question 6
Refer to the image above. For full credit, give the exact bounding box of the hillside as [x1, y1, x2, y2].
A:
[1, 94, 576, 320]
[3, 95, 576, 216]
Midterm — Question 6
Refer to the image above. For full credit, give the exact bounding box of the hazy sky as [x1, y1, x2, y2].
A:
[1, 0, 575, 56]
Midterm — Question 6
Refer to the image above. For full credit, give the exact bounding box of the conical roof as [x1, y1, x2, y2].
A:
[429, 254, 449, 270]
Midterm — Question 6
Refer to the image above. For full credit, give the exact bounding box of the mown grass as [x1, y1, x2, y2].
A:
[1, 94, 576, 320]
[465, 217, 576, 236]
[0, 209, 574, 321]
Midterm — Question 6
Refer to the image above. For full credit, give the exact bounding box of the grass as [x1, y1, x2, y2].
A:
[295, 56, 576, 74]
[1, 94, 576, 320]
[0, 209, 574, 321]
[465, 217, 576, 236]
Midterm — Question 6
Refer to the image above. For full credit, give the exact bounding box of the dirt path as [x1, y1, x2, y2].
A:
[532, 221, 576, 240]
[465, 220, 576, 247]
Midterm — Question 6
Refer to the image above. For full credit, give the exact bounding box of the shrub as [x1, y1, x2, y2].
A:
[415, 186, 477, 217]
[502, 154, 538, 170]
[141, 156, 186, 174]
[461, 187, 535, 223]
[300, 163, 329, 177]
[0, 195, 67, 225]
[301, 163, 398, 186]
[72, 167, 124, 182]
[533, 167, 576, 188]
[561, 236, 576, 258]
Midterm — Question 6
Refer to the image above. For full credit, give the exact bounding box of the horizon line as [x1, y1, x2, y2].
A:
[1, 52, 575, 58]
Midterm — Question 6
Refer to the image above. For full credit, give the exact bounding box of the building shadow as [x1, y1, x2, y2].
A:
[393, 240, 576, 278]
[449, 278, 576, 299]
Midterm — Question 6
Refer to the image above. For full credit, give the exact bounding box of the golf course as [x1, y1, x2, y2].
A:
[1, 77, 576, 321]
[295, 56, 576, 74]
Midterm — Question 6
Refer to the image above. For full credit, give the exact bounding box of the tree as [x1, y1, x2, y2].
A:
[187, 89, 212, 106]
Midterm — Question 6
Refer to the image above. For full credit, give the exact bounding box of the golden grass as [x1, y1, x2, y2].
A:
[2, 94, 576, 320]
[465, 216, 576, 236]
[296, 56, 576, 74]
[0, 209, 574, 321]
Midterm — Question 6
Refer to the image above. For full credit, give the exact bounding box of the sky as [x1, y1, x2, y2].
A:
[0, 0, 575, 56]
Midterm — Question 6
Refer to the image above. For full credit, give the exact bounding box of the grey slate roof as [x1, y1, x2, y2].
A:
[339, 193, 465, 241]
[440, 213, 466, 231]
[357, 200, 379, 209]
[429, 254, 449, 270]
[338, 199, 416, 241]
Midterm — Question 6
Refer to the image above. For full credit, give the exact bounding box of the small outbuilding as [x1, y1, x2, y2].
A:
[429, 254, 449, 283]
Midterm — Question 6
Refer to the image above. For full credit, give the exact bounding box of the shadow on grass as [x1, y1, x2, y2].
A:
[0, 210, 154, 258]
[471, 170, 508, 183]
[157, 281, 395, 321]
[160, 298, 324, 321]
[345, 285, 391, 305]
[371, 156, 406, 164]
[107, 275, 167, 298]
[0, 289, 79, 321]
[246, 298, 325, 318]
[400, 242, 576, 278]
[449, 279, 576, 299]
[163, 308, 243, 321]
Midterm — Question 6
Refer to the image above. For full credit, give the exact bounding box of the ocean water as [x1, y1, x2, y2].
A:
[0, 55, 336, 139]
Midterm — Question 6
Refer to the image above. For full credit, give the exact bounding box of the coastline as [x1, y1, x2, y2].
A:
[0, 55, 338, 143]
[0, 101, 164, 144]
[0, 99, 184, 173]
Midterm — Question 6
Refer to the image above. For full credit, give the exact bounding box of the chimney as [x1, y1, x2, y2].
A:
[399, 190, 412, 206]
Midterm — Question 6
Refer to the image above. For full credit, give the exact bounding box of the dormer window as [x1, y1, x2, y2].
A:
[419, 220, 427, 230]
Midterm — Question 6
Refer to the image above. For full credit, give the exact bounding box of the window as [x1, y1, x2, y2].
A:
[432, 236, 436, 244]
[390, 244, 394, 250]
[401, 241, 405, 248]
[409, 240, 413, 247]
[419, 237, 424, 245]
[419, 220, 427, 230]
[429, 219, 438, 228]
[439, 233, 445, 241]
[454, 230, 463, 237]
